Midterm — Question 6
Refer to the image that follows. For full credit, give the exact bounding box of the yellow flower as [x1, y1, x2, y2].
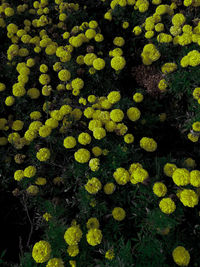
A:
[85, 177, 102, 194]
[32, 240, 51, 263]
[46, 258, 64, 267]
[93, 127, 106, 140]
[163, 163, 177, 177]
[78, 132, 91, 145]
[183, 158, 196, 169]
[127, 107, 141, 121]
[172, 13, 186, 26]
[103, 183, 116, 195]
[179, 189, 199, 207]
[159, 198, 176, 214]
[24, 166, 36, 178]
[110, 109, 124, 122]
[107, 91, 121, 104]
[113, 167, 130, 185]
[64, 226, 83, 246]
[92, 146, 102, 157]
[132, 26, 142, 36]
[35, 177, 47, 186]
[111, 56, 126, 71]
[67, 245, 79, 257]
[124, 133, 134, 144]
[153, 182, 167, 197]
[112, 207, 126, 221]
[140, 137, 157, 152]
[11, 120, 24, 131]
[86, 228, 102, 246]
[113, 36, 125, 47]
[172, 246, 190, 266]
[131, 168, 149, 183]
[89, 158, 100, 172]
[36, 148, 51, 162]
[133, 93, 143, 103]
[85, 29, 96, 39]
[14, 170, 24, 181]
[172, 168, 190, 186]
[93, 58, 105, 70]
[190, 170, 200, 187]
[86, 217, 100, 229]
[105, 249, 115, 260]
[43, 213, 52, 221]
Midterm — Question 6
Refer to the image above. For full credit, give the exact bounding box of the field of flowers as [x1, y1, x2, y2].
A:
[0, 0, 200, 266]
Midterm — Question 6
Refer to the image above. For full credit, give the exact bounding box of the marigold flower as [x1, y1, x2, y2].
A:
[32, 240, 51, 263]
[46, 258, 65, 267]
[159, 198, 176, 214]
[64, 226, 83, 246]
[85, 177, 102, 194]
[86, 228, 102, 246]
[112, 207, 126, 221]
[172, 246, 190, 266]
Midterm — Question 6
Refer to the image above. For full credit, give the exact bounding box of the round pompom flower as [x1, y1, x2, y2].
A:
[85, 29, 96, 39]
[190, 170, 200, 187]
[24, 166, 36, 178]
[92, 146, 102, 157]
[140, 137, 157, 152]
[45, 118, 59, 129]
[84, 53, 97, 66]
[113, 37, 125, 47]
[113, 167, 130, 185]
[112, 207, 126, 221]
[35, 177, 47, 186]
[30, 111, 41, 120]
[105, 249, 115, 260]
[93, 127, 106, 140]
[11, 120, 24, 131]
[5, 96, 15, 106]
[78, 132, 91, 145]
[133, 92, 143, 103]
[58, 69, 71, 81]
[172, 246, 190, 266]
[172, 13, 186, 26]
[14, 170, 24, 181]
[163, 163, 177, 177]
[159, 198, 176, 214]
[26, 185, 39, 196]
[67, 245, 79, 257]
[39, 74, 50, 85]
[85, 177, 102, 194]
[36, 148, 51, 162]
[32, 240, 51, 263]
[63, 136, 76, 149]
[110, 109, 124, 122]
[93, 58, 105, 70]
[111, 56, 126, 71]
[89, 158, 100, 172]
[179, 189, 199, 207]
[74, 148, 90, 163]
[172, 168, 190, 186]
[86, 228, 102, 246]
[107, 91, 121, 104]
[71, 78, 84, 90]
[86, 217, 100, 229]
[46, 258, 64, 267]
[153, 182, 167, 197]
[127, 107, 141, 121]
[124, 133, 134, 144]
[64, 226, 83, 246]
[131, 168, 149, 183]
[103, 183, 116, 195]
[39, 125, 52, 138]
